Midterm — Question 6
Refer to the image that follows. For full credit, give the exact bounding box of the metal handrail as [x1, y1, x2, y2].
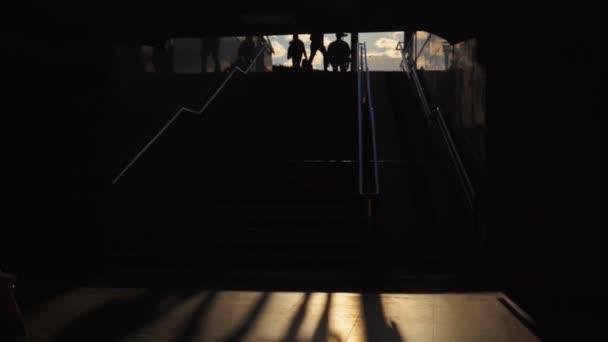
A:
[112, 40, 272, 185]
[357, 42, 380, 196]
[396, 36, 476, 210]
[415, 34, 432, 65]
[435, 107, 476, 209]
[397, 34, 432, 71]
[357, 43, 364, 193]
[264, 35, 275, 54]
[397, 41, 412, 76]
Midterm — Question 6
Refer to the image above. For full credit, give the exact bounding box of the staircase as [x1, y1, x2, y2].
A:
[109, 72, 377, 273]
[108, 71, 480, 280]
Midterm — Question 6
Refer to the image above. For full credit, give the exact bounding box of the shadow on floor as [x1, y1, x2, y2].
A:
[282, 292, 311, 342]
[361, 293, 404, 342]
[222, 292, 270, 342]
[49, 288, 207, 342]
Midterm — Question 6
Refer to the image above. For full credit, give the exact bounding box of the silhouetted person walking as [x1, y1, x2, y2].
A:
[309, 32, 328, 71]
[233, 36, 256, 69]
[202, 37, 221, 72]
[287, 34, 307, 70]
[327, 33, 351, 72]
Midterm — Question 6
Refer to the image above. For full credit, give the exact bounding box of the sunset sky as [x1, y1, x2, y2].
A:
[269, 31, 449, 71]
[171, 31, 450, 73]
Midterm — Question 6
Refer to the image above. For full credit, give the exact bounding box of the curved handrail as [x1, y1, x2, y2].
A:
[112, 40, 273, 185]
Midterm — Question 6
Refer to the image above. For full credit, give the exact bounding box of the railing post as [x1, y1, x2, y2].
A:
[413, 31, 417, 66]
[357, 43, 364, 194]
[351, 32, 358, 72]
[357, 42, 380, 197]
[363, 43, 380, 195]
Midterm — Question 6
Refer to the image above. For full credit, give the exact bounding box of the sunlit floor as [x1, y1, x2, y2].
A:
[17, 289, 539, 342]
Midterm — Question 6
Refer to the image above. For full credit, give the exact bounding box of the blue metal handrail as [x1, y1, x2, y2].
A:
[357, 42, 380, 196]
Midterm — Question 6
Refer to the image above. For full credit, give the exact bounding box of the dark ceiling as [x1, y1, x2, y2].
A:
[110, 0, 481, 43]
[22, 1, 574, 46]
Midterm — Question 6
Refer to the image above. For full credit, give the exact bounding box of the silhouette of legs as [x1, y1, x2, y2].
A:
[331, 63, 348, 72]
[202, 38, 221, 72]
[210, 51, 220, 72]
[293, 57, 302, 70]
[310, 44, 328, 71]
[202, 49, 220, 72]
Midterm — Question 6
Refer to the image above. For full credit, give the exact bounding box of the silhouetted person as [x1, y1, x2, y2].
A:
[149, 40, 168, 73]
[287, 34, 307, 70]
[232, 36, 256, 70]
[256, 36, 268, 72]
[327, 33, 351, 72]
[142, 40, 174, 74]
[309, 32, 328, 71]
[202, 37, 221, 72]
[301, 58, 313, 71]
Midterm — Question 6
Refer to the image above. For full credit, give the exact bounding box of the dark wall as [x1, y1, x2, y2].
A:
[5, 30, 112, 278]
[479, 18, 604, 339]
[6, 3, 601, 338]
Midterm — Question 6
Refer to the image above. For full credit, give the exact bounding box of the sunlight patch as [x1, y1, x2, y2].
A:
[271, 41, 287, 58]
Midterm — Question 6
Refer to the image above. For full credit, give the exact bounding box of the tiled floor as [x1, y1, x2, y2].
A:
[16, 289, 539, 342]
